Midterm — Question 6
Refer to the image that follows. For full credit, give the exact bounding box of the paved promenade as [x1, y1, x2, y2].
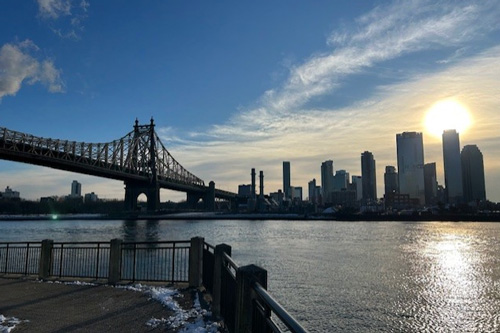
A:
[0, 277, 198, 332]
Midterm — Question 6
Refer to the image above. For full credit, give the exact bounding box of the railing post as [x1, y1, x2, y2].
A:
[235, 264, 267, 333]
[38, 239, 53, 280]
[189, 237, 205, 287]
[212, 243, 232, 317]
[108, 239, 122, 285]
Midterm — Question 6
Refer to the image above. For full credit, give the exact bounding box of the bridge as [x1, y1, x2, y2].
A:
[0, 119, 236, 211]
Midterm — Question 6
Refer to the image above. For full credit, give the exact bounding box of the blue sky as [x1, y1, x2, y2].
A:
[1, 0, 500, 202]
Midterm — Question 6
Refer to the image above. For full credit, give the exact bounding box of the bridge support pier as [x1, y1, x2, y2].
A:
[124, 181, 160, 212]
[204, 181, 216, 212]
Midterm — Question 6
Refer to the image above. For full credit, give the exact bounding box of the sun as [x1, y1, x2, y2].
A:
[424, 99, 472, 138]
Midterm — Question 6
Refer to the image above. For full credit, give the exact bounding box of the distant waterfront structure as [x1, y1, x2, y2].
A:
[0, 186, 20, 200]
[396, 132, 425, 205]
[361, 151, 377, 202]
[424, 163, 438, 205]
[292, 187, 303, 201]
[283, 161, 291, 200]
[351, 176, 363, 201]
[321, 160, 334, 203]
[84, 192, 99, 203]
[333, 170, 349, 191]
[461, 145, 486, 203]
[238, 184, 252, 197]
[442, 130, 463, 204]
[70, 180, 82, 198]
[384, 166, 398, 196]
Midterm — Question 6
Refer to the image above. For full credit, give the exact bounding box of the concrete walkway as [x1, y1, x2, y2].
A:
[0, 277, 198, 332]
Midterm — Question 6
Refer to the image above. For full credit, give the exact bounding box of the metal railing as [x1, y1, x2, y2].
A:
[120, 241, 190, 282]
[221, 252, 239, 333]
[51, 242, 110, 279]
[203, 242, 215, 292]
[253, 282, 308, 333]
[0, 242, 41, 275]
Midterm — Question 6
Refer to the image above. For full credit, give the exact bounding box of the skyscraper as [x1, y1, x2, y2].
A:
[351, 175, 363, 201]
[384, 166, 398, 196]
[442, 129, 463, 204]
[283, 161, 291, 200]
[424, 163, 438, 205]
[70, 180, 82, 198]
[461, 145, 486, 203]
[361, 151, 377, 202]
[396, 132, 425, 204]
[333, 170, 349, 191]
[308, 179, 317, 203]
[321, 160, 334, 203]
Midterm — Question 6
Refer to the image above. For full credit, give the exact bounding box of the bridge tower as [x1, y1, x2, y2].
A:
[124, 118, 160, 212]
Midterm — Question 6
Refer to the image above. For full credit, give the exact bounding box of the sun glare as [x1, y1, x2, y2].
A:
[424, 99, 472, 138]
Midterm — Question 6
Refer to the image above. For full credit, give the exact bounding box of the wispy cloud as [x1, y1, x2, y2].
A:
[158, 1, 500, 200]
[0, 40, 64, 100]
[36, 0, 90, 39]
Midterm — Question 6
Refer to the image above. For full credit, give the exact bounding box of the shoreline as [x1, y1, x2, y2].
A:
[0, 212, 499, 222]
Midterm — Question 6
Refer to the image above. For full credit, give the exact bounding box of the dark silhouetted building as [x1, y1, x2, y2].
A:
[424, 162, 438, 205]
[461, 144, 486, 203]
[361, 151, 377, 202]
[442, 130, 463, 204]
[283, 161, 291, 200]
[396, 132, 425, 205]
[384, 166, 398, 197]
[308, 178, 320, 204]
[351, 175, 362, 201]
[321, 160, 334, 203]
[333, 170, 349, 191]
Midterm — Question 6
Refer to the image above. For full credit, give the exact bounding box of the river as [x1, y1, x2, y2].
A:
[1, 219, 499, 332]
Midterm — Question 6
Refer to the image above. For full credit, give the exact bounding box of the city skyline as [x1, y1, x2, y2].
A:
[1, 1, 500, 202]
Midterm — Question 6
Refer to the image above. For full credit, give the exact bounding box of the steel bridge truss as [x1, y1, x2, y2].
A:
[0, 119, 204, 188]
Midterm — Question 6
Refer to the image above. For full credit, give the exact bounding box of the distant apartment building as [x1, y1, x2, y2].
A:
[333, 170, 349, 191]
[351, 175, 362, 201]
[308, 179, 321, 204]
[384, 166, 398, 196]
[283, 161, 291, 200]
[424, 163, 438, 205]
[70, 180, 82, 198]
[321, 160, 334, 203]
[442, 130, 463, 204]
[0, 186, 20, 200]
[396, 132, 425, 205]
[361, 151, 377, 202]
[461, 144, 486, 203]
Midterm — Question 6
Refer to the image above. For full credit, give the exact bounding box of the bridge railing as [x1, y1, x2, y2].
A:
[0, 242, 41, 275]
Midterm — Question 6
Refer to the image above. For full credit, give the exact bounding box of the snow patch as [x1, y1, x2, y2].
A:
[0, 314, 26, 333]
[115, 284, 221, 332]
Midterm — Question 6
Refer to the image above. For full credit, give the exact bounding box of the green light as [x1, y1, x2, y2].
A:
[52, 214, 58, 220]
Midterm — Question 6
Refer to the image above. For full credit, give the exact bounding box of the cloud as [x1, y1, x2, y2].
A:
[36, 0, 90, 39]
[0, 40, 65, 100]
[157, 1, 500, 200]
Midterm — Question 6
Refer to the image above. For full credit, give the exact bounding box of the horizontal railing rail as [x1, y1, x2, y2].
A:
[253, 282, 308, 333]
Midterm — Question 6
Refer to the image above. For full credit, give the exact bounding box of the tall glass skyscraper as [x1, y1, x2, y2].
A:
[384, 166, 398, 196]
[442, 129, 463, 204]
[283, 161, 291, 200]
[396, 132, 425, 205]
[461, 144, 486, 203]
[361, 151, 377, 202]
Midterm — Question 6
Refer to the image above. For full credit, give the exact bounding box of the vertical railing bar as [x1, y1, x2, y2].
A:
[24, 243, 30, 275]
[4, 244, 9, 274]
[59, 244, 64, 278]
[171, 243, 176, 282]
[96, 243, 100, 279]
[132, 243, 137, 282]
